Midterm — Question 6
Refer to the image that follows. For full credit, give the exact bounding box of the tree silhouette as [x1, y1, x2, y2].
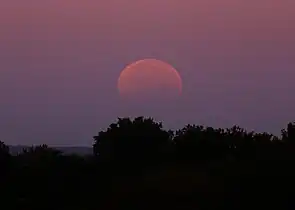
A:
[0, 141, 11, 204]
[0, 141, 10, 175]
[282, 122, 295, 143]
[0, 141, 10, 171]
[0, 141, 9, 158]
[174, 125, 234, 161]
[1, 118, 295, 209]
[20, 144, 61, 161]
[93, 117, 172, 164]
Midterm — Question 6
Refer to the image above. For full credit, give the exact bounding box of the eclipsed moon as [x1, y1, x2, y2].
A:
[118, 59, 182, 100]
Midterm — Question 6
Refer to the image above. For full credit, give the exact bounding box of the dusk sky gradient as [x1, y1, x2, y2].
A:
[1, 0, 295, 146]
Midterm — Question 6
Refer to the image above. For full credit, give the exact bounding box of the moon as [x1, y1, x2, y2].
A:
[118, 59, 182, 101]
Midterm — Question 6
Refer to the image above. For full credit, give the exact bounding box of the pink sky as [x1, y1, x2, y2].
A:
[0, 0, 295, 145]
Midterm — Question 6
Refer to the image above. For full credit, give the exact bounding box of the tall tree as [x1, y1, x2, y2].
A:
[93, 117, 172, 163]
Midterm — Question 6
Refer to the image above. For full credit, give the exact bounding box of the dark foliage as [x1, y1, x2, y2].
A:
[1, 117, 295, 210]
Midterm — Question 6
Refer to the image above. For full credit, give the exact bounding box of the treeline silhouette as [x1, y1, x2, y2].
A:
[1, 117, 295, 210]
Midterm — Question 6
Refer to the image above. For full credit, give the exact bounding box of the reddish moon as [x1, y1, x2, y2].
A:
[118, 59, 182, 100]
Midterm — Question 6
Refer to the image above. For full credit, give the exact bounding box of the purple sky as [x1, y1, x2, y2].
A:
[0, 0, 295, 146]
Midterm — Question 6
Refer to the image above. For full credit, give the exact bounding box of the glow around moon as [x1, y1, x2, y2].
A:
[118, 59, 182, 100]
